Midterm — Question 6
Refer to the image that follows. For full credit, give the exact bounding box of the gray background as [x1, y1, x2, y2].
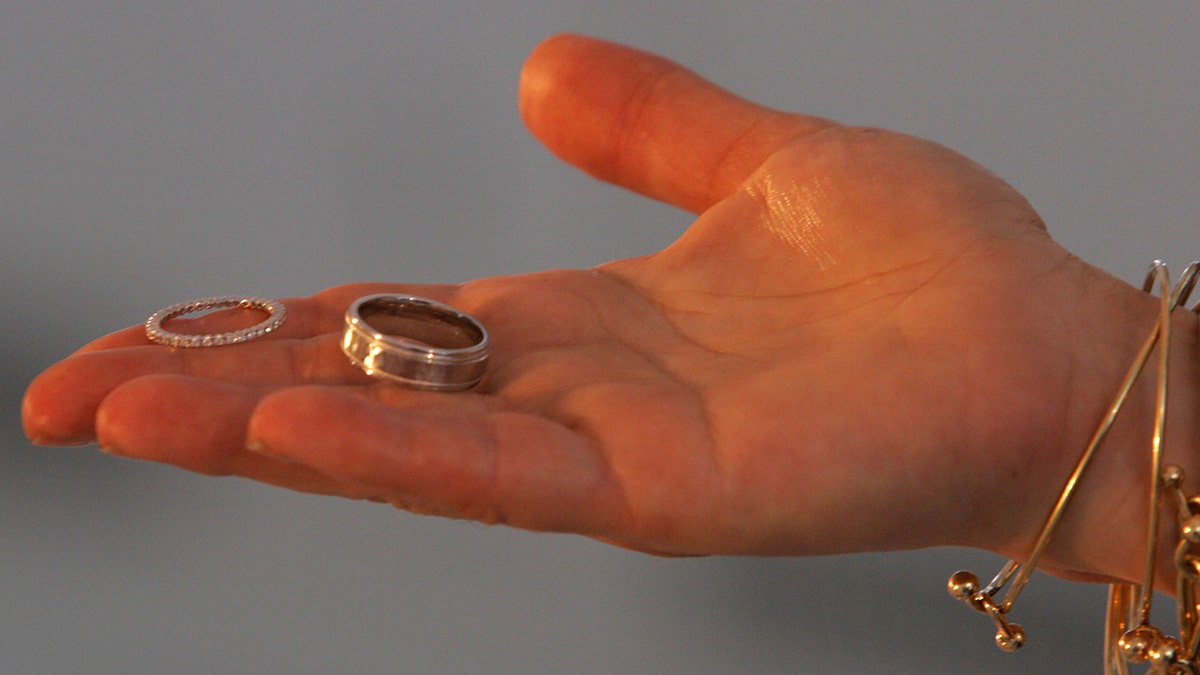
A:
[2, 2, 1197, 673]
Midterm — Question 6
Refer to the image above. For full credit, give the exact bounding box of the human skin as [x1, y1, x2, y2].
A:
[22, 34, 1200, 591]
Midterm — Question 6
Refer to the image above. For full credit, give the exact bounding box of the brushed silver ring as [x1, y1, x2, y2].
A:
[341, 294, 489, 391]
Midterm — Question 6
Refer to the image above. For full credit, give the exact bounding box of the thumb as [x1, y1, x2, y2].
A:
[518, 34, 833, 214]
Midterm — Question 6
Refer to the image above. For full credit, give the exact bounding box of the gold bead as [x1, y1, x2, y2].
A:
[1182, 515, 1200, 544]
[947, 570, 979, 601]
[1164, 465, 1186, 487]
[995, 624, 1026, 652]
[1150, 636, 1183, 668]
[1120, 626, 1159, 664]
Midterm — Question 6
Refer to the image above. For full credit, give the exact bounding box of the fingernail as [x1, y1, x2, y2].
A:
[245, 439, 287, 462]
[26, 433, 54, 447]
[97, 444, 130, 458]
[27, 433, 94, 447]
[245, 439, 264, 454]
[242, 439, 298, 466]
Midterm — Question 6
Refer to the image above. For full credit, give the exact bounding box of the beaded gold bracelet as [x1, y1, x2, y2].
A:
[948, 260, 1200, 674]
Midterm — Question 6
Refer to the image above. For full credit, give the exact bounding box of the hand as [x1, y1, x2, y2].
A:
[23, 35, 1197, 585]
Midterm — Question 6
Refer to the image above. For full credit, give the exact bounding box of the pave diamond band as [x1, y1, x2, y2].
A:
[145, 296, 287, 348]
[341, 294, 489, 391]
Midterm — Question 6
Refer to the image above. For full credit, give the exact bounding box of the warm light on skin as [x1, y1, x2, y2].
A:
[746, 173, 839, 272]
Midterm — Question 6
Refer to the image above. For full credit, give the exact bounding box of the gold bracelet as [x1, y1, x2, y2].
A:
[948, 260, 1200, 673]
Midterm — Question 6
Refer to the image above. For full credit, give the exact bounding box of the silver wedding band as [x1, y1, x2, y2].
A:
[341, 294, 489, 391]
[145, 296, 287, 347]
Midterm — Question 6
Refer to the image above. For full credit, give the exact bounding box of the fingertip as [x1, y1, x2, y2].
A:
[23, 344, 185, 447]
[244, 386, 347, 460]
[91, 377, 147, 456]
[518, 33, 596, 103]
[94, 375, 256, 474]
[518, 33, 619, 119]
[245, 385, 316, 437]
[91, 375, 175, 459]
[22, 362, 100, 446]
[518, 33, 634, 177]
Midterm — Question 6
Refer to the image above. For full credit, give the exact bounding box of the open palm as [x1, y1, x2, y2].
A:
[23, 35, 1172, 582]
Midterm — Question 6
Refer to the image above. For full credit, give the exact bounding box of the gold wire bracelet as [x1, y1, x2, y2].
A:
[948, 260, 1200, 673]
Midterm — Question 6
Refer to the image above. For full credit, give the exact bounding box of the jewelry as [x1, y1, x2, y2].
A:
[948, 260, 1200, 673]
[341, 294, 489, 391]
[145, 296, 287, 348]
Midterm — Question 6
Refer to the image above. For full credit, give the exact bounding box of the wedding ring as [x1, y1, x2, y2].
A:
[145, 296, 287, 348]
[341, 294, 489, 391]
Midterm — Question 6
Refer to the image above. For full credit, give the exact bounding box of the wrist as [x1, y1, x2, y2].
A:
[950, 259, 1200, 664]
[1032, 262, 1200, 590]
